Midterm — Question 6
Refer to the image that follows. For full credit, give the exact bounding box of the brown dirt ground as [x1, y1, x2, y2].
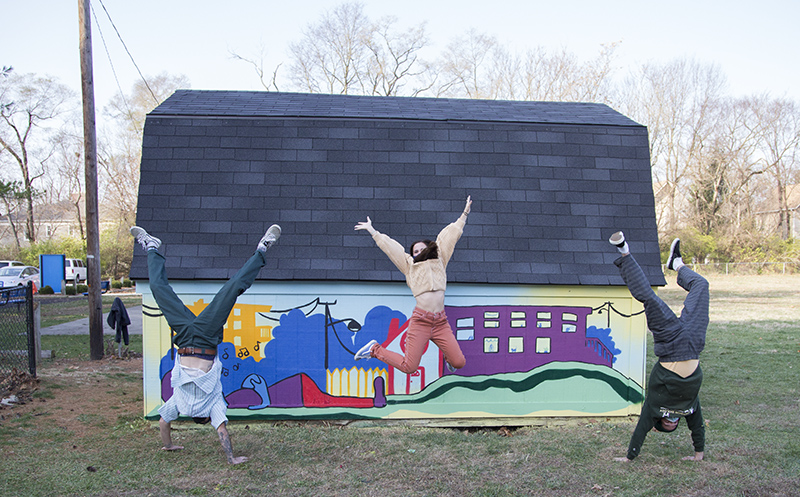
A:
[0, 356, 144, 439]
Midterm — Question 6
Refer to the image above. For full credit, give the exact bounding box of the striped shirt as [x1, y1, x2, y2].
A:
[158, 355, 228, 429]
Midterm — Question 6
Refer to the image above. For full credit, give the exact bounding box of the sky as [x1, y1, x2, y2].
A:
[3, 0, 800, 126]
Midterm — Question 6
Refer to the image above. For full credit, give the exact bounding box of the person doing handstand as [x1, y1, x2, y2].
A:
[353, 196, 472, 374]
[131, 223, 281, 464]
[609, 232, 708, 462]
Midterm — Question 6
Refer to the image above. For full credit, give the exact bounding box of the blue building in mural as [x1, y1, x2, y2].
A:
[132, 91, 664, 421]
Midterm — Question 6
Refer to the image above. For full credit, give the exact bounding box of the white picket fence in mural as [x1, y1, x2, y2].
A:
[327, 367, 388, 398]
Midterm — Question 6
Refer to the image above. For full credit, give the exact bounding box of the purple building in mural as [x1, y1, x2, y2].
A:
[445, 305, 613, 377]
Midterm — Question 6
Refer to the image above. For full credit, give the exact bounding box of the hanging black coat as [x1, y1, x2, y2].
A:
[107, 297, 131, 345]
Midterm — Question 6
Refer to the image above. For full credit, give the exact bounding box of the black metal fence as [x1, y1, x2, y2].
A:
[0, 282, 36, 381]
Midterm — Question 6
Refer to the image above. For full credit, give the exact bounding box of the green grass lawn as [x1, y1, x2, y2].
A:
[37, 293, 141, 328]
[2, 275, 798, 496]
[40, 334, 143, 359]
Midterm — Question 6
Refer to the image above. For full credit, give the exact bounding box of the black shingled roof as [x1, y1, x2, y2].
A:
[131, 90, 666, 287]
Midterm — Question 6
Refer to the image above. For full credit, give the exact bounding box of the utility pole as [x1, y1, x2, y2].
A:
[79, 0, 104, 360]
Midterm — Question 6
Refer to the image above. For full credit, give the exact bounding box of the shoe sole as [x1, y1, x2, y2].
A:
[667, 238, 681, 269]
[354, 340, 377, 360]
[130, 226, 161, 249]
[266, 224, 281, 240]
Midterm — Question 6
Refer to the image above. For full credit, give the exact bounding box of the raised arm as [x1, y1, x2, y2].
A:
[436, 196, 471, 266]
[461, 195, 472, 221]
[354, 216, 377, 236]
[682, 405, 705, 461]
[159, 418, 184, 452]
[613, 411, 656, 462]
[217, 422, 249, 465]
[355, 216, 412, 274]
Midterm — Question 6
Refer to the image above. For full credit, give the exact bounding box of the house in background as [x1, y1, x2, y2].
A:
[756, 184, 800, 239]
[132, 90, 665, 422]
[0, 195, 117, 248]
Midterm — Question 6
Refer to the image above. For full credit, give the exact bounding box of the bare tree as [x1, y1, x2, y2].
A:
[363, 16, 430, 96]
[288, 2, 371, 94]
[693, 96, 769, 238]
[433, 29, 499, 99]
[0, 179, 25, 249]
[229, 45, 281, 92]
[754, 98, 800, 239]
[0, 72, 76, 243]
[101, 72, 189, 228]
[619, 59, 727, 234]
[286, 2, 430, 96]
[432, 34, 619, 103]
[46, 128, 86, 240]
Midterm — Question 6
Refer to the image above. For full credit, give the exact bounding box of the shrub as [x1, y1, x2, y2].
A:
[38, 285, 54, 295]
[77, 284, 88, 293]
[17, 238, 86, 267]
[112, 280, 123, 289]
[122, 278, 133, 287]
[65, 286, 77, 296]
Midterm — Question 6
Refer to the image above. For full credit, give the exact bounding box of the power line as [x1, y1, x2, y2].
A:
[89, 2, 133, 120]
[94, 0, 159, 106]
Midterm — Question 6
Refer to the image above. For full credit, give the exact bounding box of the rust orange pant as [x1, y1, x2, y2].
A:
[372, 307, 466, 374]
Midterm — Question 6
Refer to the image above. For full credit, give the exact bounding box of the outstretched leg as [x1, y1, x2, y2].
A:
[610, 232, 681, 339]
[371, 313, 431, 374]
[192, 250, 268, 334]
[192, 225, 281, 339]
[676, 265, 709, 341]
[134, 228, 197, 333]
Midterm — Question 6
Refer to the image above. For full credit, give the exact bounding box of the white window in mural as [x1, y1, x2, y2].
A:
[484, 311, 500, 329]
[456, 317, 475, 341]
[537, 311, 551, 329]
[484, 337, 499, 353]
[510, 311, 526, 328]
[535, 337, 551, 354]
[562, 312, 577, 333]
[509, 336, 524, 353]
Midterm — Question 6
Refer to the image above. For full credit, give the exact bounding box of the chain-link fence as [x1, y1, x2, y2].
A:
[662, 261, 800, 275]
[0, 283, 36, 383]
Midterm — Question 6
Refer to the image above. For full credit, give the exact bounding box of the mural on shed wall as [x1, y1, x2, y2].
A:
[142, 281, 647, 420]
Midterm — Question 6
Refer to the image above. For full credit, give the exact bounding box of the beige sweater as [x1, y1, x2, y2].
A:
[371, 217, 466, 297]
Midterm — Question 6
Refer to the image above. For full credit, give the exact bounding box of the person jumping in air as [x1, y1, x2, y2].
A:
[353, 196, 472, 374]
[131, 223, 281, 464]
[609, 232, 707, 462]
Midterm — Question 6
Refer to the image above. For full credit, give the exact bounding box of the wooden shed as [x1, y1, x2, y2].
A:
[132, 90, 664, 423]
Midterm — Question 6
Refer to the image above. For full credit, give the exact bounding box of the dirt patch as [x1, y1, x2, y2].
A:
[0, 357, 145, 440]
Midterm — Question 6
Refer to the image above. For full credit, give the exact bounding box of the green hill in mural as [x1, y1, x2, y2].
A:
[220, 362, 644, 421]
[387, 361, 644, 418]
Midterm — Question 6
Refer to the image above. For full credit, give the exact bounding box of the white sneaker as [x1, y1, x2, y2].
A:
[354, 340, 378, 360]
[258, 224, 282, 252]
[608, 231, 625, 247]
[130, 226, 161, 251]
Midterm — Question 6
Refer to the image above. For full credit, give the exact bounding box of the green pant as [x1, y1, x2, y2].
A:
[147, 249, 267, 350]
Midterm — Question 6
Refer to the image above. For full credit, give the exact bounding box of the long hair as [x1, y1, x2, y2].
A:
[409, 239, 438, 263]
